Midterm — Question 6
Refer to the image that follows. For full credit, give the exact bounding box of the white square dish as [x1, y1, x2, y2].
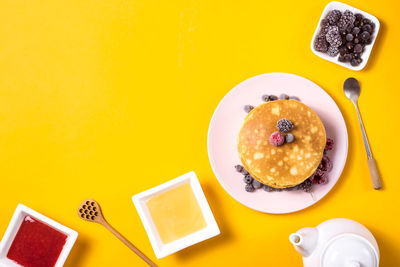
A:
[310, 1, 380, 71]
[132, 171, 220, 259]
[0, 204, 78, 267]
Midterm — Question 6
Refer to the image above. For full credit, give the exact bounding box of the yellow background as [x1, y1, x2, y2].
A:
[0, 0, 399, 266]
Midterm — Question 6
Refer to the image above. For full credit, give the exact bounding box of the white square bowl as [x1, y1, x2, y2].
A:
[310, 1, 380, 71]
[0, 204, 78, 267]
[132, 171, 220, 259]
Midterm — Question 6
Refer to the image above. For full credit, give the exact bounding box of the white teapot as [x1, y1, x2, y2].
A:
[290, 218, 380, 267]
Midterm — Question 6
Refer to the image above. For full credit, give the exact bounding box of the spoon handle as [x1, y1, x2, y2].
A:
[353, 101, 382, 189]
[102, 221, 157, 267]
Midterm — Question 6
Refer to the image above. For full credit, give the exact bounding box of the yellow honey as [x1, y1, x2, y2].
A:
[146, 183, 207, 244]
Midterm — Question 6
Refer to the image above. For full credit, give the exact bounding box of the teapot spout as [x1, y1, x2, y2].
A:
[289, 227, 318, 257]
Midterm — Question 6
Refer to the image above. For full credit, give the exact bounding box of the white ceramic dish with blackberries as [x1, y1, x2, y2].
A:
[311, 1, 380, 71]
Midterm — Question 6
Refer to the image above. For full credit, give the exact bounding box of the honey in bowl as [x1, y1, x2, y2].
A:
[146, 183, 207, 244]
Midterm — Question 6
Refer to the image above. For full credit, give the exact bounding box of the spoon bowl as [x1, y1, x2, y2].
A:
[344, 78, 361, 101]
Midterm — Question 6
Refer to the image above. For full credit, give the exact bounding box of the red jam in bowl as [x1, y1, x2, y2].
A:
[6, 216, 67, 267]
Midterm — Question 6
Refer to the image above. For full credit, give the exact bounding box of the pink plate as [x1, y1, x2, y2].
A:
[207, 73, 348, 214]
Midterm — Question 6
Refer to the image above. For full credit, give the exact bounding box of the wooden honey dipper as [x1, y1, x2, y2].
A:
[78, 199, 157, 267]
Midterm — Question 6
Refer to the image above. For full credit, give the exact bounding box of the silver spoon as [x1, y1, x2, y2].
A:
[344, 77, 381, 190]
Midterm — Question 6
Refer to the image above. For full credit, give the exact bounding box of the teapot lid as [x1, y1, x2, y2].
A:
[321, 234, 379, 267]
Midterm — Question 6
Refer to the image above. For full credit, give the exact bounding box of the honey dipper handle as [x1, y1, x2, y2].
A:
[103, 222, 157, 267]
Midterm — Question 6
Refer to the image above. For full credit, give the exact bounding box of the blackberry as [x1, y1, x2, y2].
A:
[338, 10, 355, 32]
[326, 10, 342, 25]
[235, 165, 244, 173]
[245, 184, 255, 192]
[326, 29, 342, 48]
[252, 179, 263, 189]
[314, 35, 329, 52]
[327, 46, 339, 57]
[244, 175, 253, 184]
[277, 119, 293, 132]
[244, 105, 254, 113]
[298, 179, 313, 192]
[285, 133, 294, 143]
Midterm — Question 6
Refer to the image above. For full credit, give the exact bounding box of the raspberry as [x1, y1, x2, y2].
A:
[325, 138, 334, 150]
[318, 156, 333, 172]
[327, 46, 339, 57]
[269, 131, 285, 146]
[326, 29, 342, 48]
[314, 35, 329, 52]
[277, 119, 293, 132]
[326, 10, 342, 25]
[310, 170, 328, 184]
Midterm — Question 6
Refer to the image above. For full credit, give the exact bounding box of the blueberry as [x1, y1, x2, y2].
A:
[350, 58, 359, 66]
[262, 95, 269, 102]
[252, 179, 262, 189]
[245, 184, 255, 192]
[243, 175, 253, 184]
[235, 165, 244, 173]
[362, 24, 372, 33]
[263, 185, 275, 192]
[285, 133, 294, 143]
[244, 105, 254, 113]
[354, 38, 360, 44]
[361, 31, 370, 41]
[345, 33, 354, 42]
[338, 55, 346, 62]
[279, 93, 289, 100]
[352, 27, 360, 35]
[354, 44, 363, 53]
[339, 47, 347, 56]
[346, 42, 354, 51]
[289, 96, 300, 101]
[344, 54, 352, 62]
[241, 169, 249, 175]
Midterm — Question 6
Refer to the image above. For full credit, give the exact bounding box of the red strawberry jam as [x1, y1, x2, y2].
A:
[7, 216, 67, 267]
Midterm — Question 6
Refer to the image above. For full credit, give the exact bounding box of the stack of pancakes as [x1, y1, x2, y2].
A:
[237, 100, 326, 188]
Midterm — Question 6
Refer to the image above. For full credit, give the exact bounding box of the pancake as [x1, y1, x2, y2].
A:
[237, 100, 326, 188]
